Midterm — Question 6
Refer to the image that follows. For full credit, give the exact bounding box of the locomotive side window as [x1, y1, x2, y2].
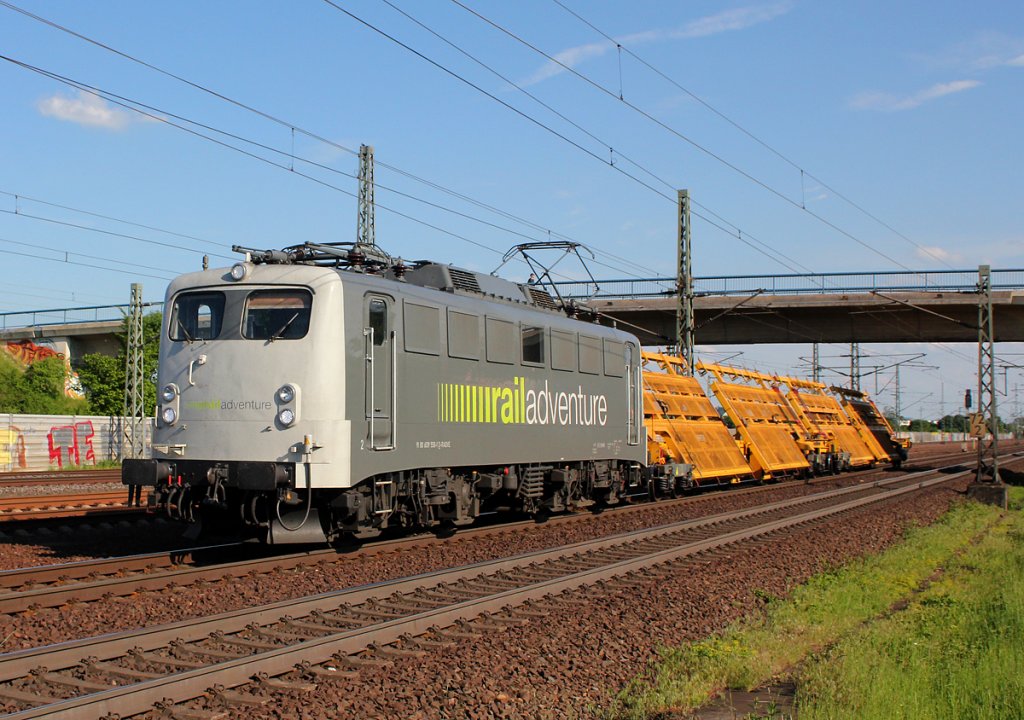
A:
[403, 302, 440, 356]
[579, 334, 602, 375]
[169, 291, 225, 341]
[550, 329, 576, 371]
[447, 310, 480, 360]
[485, 317, 515, 364]
[603, 339, 624, 377]
[242, 290, 312, 341]
[368, 298, 387, 346]
[522, 326, 545, 365]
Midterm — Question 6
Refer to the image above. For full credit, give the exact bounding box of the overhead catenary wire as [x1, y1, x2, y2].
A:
[369, 0, 820, 281]
[0, 0, 664, 282]
[319, 0, 828, 278]
[0, 189, 232, 255]
[0, 208, 236, 261]
[444, 0, 922, 275]
[0, 53, 685, 287]
[0, 54, 518, 262]
[0, 287, 120, 305]
[3, 0, 838, 286]
[546, 0, 956, 270]
[319, 1, 842, 286]
[0, 241, 178, 281]
[0, 0, 952, 288]
[0, 52, 657, 283]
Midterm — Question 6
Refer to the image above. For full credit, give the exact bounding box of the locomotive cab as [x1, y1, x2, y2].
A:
[124, 260, 350, 542]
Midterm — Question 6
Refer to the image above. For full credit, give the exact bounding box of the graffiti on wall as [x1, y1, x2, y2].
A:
[4, 341, 62, 365]
[3, 340, 85, 400]
[47, 420, 96, 468]
[1, 414, 142, 472]
[0, 426, 27, 470]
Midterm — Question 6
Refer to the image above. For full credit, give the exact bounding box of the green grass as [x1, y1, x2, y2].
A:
[59, 459, 121, 471]
[796, 490, 1024, 719]
[609, 490, 1022, 719]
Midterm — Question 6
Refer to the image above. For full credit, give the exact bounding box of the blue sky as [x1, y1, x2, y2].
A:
[1, 1, 1022, 419]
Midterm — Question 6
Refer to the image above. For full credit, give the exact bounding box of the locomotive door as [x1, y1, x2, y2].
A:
[364, 295, 395, 450]
[626, 342, 641, 445]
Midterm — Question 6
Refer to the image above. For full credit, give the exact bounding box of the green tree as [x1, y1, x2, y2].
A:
[76, 353, 123, 416]
[0, 352, 24, 412]
[0, 353, 87, 415]
[77, 312, 162, 416]
[937, 414, 969, 432]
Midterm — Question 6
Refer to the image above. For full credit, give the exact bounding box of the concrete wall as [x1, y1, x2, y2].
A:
[0, 414, 152, 473]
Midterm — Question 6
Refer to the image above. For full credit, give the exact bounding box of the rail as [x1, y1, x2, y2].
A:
[0, 463, 974, 718]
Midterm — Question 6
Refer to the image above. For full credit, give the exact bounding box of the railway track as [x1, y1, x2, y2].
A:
[0, 491, 134, 522]
[0, 447, 993, 615]
[0, 469, 121, 488]
[0, 443, 984, 531]
[0, 460, 979, 719]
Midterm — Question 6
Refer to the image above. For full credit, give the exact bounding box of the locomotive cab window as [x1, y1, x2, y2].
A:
[169, 291, 225, 341]
[521, 326, 545, 365]
[368, 298, 387, 346]
[242, 290, 312, 340]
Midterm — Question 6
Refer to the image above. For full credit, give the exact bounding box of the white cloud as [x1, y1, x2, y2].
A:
[919, 32, 1024, 72]
[850, 79, 980, 112]
[522, 2, 793, 86]
[915, 245, 962, 264]
[524, 41, 609, 86]
[673, 2, 793, 40]
[37, 90, 140, 130]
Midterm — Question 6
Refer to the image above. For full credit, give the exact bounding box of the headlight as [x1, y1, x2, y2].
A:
[277, 385, 296, 403]
[278, 408, 296, 427]
[230, 263, 249, 281]
[161, 407, 178, 425]
[161, 385, 177, 403]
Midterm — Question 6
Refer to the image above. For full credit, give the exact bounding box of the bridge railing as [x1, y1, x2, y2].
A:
[2, 268, 1024, 331]
[0, 302, 164, 331]
[551, 268, 1024, 299]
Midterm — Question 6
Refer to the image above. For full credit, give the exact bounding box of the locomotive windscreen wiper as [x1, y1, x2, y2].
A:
[269, 312, 300, 342]
[175, 318, 194, 344]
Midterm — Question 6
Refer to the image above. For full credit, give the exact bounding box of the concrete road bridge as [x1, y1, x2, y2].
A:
[1, 269, 1022, 362]
[553, 268, 1024, 346]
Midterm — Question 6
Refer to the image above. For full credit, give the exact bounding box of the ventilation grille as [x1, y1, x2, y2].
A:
[448, 268, 481, 293]
[527, 286, 560, 310]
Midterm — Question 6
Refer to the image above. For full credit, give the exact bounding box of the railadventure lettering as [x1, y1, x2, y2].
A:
[438, 378, 608, 427]
[186, 399, 273, 411]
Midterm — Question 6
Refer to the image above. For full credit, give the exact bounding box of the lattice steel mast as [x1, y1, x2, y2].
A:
[122, 283, 145, 459]
[357, 144, 375, 247]
[976, 265, 1001, 483]
[676, 189, 694, 374]
[849, 341, 861, 391]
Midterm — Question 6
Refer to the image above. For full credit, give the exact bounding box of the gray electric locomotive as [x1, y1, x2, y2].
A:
[123, 242, 648, 543]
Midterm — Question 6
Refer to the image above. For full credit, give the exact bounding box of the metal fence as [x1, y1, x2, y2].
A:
[0, 414, 152, 473]
[903, 432, 1013, 445]
[0, 302, 164, 331]
[550, 268, 1024, 300]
